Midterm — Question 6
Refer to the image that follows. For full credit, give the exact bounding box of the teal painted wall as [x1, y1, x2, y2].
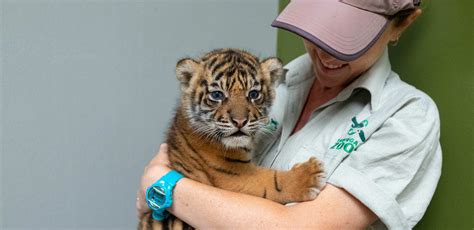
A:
[276, 0, 474, 229]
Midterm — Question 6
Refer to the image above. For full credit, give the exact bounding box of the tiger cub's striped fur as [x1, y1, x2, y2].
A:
[139, 49, 325, 229]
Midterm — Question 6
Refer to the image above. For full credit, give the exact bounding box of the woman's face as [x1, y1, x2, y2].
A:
[304, 11, 420, 89]
[304, 27, 393, 89]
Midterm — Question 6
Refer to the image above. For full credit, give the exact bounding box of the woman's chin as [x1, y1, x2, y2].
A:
[315, 68, 353, 89]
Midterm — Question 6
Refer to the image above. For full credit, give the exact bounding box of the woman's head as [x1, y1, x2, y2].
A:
[272, 0, 422, 88]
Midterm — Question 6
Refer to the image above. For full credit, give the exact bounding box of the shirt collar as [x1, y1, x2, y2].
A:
[284, 47, 391, 118]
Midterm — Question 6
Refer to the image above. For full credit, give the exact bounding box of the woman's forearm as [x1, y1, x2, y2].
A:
[168, 178, 376, 229]
[169, 178, 291, 229]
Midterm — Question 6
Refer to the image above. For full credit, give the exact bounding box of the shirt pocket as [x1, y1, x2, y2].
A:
[288, 144, 348, 179]
[287, 144, 326, 170]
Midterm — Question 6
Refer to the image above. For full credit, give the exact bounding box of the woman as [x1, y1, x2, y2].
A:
[137, 0, 441, 228]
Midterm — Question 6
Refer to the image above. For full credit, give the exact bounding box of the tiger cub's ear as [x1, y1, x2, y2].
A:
[176, 58, 199, 90]
[260, 57, 285, 85]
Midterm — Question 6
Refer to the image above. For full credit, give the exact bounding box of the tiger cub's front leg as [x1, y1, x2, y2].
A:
[217, 157, 325, 204]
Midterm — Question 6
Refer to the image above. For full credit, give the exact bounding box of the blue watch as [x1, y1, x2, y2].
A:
[146, 170, 184, 220]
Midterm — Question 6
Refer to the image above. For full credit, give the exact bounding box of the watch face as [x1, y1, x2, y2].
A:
[147, 186, 166, 210]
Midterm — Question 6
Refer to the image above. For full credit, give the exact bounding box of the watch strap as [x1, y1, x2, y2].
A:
[146, 170, 184, 221]
[160, 170, 184, 188]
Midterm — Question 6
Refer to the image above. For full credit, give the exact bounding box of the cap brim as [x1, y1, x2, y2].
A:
[272, 0, 389, 62]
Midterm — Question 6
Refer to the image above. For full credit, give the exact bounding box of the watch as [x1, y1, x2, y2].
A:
[145, 170, 184, 220]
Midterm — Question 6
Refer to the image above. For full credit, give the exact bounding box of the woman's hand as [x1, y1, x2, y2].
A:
[136, 144, 172, 219]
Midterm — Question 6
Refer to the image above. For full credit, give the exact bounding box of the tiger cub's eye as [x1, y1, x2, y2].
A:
[248, 90, 260, 100]
[209, 91, 225, 101]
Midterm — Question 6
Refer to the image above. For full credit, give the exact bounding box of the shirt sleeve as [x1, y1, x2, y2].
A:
[327, 97, 442, 229]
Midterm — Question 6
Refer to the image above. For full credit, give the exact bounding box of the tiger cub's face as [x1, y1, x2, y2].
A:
[175, 49, 284, 149]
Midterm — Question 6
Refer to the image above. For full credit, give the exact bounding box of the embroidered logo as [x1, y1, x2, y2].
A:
[330, 117, 368, 154]
[265, 118, 279, 131]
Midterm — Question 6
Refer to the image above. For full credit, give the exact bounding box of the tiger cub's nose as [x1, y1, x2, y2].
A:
[231, 118, 248, 129]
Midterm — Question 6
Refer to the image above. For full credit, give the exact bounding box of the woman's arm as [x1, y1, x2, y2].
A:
[137, 144, 377, 229]
[171, 177, 377, 229]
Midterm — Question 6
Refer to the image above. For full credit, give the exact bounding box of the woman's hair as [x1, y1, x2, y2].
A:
[391, 9, 417, 27]
[390, 0, 425, 27]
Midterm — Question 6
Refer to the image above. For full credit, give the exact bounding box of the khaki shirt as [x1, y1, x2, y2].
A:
[255, 49, 442, 229]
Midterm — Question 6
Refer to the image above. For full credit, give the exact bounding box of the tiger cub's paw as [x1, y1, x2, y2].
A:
[283, 157, 326, 202]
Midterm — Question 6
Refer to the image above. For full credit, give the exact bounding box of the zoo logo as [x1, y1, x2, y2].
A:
[330, 117, 368, 154]
[265, 118, 279, 131]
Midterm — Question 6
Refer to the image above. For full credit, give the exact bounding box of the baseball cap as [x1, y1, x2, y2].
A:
[271, 0, 421, 61]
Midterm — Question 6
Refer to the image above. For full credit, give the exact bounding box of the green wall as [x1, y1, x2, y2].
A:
[276, 0, 474, 229]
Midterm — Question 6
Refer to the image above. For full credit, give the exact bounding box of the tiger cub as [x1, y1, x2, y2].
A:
[139, 49, 325, 229]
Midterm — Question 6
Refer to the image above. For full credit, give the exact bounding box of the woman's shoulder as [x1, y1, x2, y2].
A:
[381, 71, 440, 121]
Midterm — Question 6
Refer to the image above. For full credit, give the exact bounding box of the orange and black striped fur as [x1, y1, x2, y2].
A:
[139, 49, 325, 229]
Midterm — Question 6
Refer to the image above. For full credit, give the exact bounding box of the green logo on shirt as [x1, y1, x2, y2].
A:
[265, 118, 279, 131]
[330, 138, 359, 153]
[330, 117, 368, 154]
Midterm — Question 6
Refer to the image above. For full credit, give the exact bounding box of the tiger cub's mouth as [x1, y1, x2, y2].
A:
[229, 130, 248, 137]
[222, 129, 253, 148]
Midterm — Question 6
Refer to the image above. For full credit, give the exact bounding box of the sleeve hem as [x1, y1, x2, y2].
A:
[327, 162, 410, 230]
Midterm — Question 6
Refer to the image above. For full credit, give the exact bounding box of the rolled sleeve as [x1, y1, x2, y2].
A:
[327, 98, 442, 229]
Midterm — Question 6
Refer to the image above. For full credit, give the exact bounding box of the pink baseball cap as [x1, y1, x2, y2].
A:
[272, 0, 421, 61]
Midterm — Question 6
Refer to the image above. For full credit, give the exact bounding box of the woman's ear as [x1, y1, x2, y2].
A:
[260, 57, 284, 84]
[176, 58, 199, 90]
[390, 8, 423, 43]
